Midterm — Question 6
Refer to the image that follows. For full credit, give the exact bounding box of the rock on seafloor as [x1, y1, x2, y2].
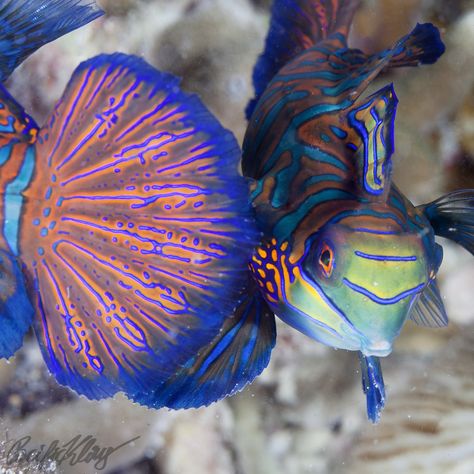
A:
[334, 328, 474, 474]
[0, 1, 473, 473]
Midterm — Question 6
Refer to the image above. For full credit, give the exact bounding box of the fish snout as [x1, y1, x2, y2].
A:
[361, 339, 392, 357]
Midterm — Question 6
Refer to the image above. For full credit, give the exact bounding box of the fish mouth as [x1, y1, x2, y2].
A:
[361, 340, 392, 357]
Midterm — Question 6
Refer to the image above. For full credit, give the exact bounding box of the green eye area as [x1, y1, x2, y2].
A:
[319, 243, 334, 277]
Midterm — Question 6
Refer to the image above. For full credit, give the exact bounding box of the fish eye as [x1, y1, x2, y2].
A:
[318, 243, 334, 277]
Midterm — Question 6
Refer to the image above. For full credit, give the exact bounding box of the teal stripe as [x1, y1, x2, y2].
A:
[4, 145, 36, 255]
[0, 144, 12, 166]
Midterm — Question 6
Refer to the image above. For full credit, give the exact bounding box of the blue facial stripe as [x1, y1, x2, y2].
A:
[4, 145, 36, 255]
[343, 278, 425, 305]
[354, 250, 417, 262]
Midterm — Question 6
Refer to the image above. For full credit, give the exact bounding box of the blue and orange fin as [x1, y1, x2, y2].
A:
[247, 0, 360, 118]
[0, 0, 104, 82]
[346, 84, 398, 198]
[132, 279, 276, 408]
[0, 249, 34, 358]
[421, 190, 474, 255]
[409, 278, 448, 328]
[19, 53, 259, 401]
[359, 353, 386, 423]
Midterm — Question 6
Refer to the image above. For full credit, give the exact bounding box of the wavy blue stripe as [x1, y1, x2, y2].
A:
[343, 278, 425, 305]
[354, 251, 417, 262]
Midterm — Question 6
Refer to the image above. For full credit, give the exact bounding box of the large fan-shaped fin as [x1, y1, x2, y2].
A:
[19, 53, 258, 401]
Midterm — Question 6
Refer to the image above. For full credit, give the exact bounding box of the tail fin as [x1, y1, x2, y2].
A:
[247, 0, 360, 118]
[421, 190, 474, 255]
[0, 0, 104, 82]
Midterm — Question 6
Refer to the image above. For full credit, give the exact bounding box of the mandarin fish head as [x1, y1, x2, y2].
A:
[256, 220, 442, 358]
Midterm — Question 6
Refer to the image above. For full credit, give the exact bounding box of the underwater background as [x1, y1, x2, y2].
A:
[0, 0, 473, 472]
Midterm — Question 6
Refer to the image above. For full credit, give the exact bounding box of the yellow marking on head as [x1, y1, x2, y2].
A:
[257, 269, 266, 278]
[266, 281, 275, 293]
[281, 242, 289, 252]
[280, 254, 291, 295]
[271, 249, 278, 262]
[265, 262, 283, 300]
[257, 248, 268, 259]
[289, 254, 298, 265]
[252, 255, 263, 266]
[267, 294, 278, 304]
[271, 238, 277, 246]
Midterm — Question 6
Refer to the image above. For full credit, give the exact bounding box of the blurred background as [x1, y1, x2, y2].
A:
[1, 0, 474, 472]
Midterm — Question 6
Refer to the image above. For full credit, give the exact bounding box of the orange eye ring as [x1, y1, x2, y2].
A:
[319, 243, 334, 277]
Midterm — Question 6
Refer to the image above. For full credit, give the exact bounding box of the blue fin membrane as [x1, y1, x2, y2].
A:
[0, 0, 104, 82]
[131, 280, 276, 408]
[421, 189, 474, 255]
[19, 53, 258, 400]
[247, 0, 360, 118]
[359, 353, 386, 423]
[0, 249, 34, 358]
[409, 278, 448, 328]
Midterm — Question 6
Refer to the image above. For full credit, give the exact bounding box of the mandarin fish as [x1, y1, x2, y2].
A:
[0, 0, 473, 424]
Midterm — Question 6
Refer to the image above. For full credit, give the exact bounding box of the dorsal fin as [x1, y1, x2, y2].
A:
[346, 84, 398, 199]
[247, 0, 361, 118]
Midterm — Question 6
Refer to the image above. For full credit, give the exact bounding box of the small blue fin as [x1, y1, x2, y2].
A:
[247, 0, 360, 118]
[388, 23, 445, 68]
[359, 353, 386, 423]
[421, 189, 474, 255]
[347, 84, 398, 198]
[131, 280, 276, 408]
[409, 278, 448, 328]
[0, 249, 34, 358]
[0, 0, 104, 82]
